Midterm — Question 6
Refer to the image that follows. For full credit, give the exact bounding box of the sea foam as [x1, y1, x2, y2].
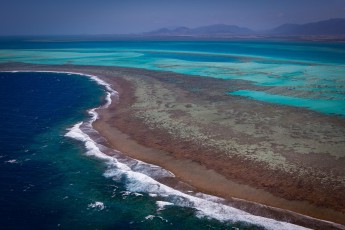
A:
[71, 122, 308, 229]
[88, 201, 105, 211]
[156, 201, 174, 211]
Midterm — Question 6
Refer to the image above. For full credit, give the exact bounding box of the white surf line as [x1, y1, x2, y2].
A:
[69, 121, 310, 230]
[2, 70, 343, 230]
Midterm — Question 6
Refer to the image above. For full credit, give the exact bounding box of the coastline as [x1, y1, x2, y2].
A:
[1, 63, 345, 229]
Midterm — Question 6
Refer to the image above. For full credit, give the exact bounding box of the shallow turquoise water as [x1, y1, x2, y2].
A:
[230, 90, 345, 116]
[0, 40, 344, 116]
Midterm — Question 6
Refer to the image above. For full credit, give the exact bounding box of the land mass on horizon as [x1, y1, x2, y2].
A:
[144, 18, 345, 36]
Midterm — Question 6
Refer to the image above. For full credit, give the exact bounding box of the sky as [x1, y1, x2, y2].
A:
[0, 0, 344, 35]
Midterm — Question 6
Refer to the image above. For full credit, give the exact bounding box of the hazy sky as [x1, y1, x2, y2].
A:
[1, 0, 344, 35]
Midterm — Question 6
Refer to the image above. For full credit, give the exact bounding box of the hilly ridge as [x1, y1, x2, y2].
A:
[145, 24, 253, 36]
[145, 18, 345, 36]
[269, 18, 345, 35]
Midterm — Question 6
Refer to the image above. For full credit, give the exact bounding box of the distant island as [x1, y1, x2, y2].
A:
[144, 18, 345, 37]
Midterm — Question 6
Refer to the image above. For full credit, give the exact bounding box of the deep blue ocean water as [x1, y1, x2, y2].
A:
[1, 72, 291, 230]
[0, 39, 344, 116]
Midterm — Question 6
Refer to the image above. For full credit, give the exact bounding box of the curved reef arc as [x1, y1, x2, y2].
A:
[1, 65, 344, 230]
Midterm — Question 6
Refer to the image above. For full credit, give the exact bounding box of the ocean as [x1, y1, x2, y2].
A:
[0, 71, 309, 229]
[0, 39, 344, 116]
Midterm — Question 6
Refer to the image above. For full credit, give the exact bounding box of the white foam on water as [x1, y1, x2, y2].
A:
[133, 192, 144, 197]
[88, 201, 105, 211]
[144, 215, 155, 220]
[144, 215, 168, 223]
[149, 193, 158, 197]
[3, 70, 312, 230]
[108, 166, 311, 229]
[129, 159, 175, 178]
[88, 109, 99, 123]
[156, 201, 174, 211]
[5, 159, 18, 164]
[65, 122, 122, 165]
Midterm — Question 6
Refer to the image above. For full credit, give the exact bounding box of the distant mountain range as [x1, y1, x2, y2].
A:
[146, 24, 253, 36]
[144, 18, 345, 36]
[269, 18, 345, 35]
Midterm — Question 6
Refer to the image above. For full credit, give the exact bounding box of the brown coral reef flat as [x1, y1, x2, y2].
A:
[1, 63, 345, 229]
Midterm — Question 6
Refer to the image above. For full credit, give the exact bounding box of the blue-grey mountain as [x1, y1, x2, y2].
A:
[145, 24, 253, 36]
[146, 18, 345, 36]
[269, 18, 345, 35]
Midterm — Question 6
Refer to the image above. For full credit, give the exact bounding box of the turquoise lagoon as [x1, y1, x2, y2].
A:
[0, 39, 344, 116]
